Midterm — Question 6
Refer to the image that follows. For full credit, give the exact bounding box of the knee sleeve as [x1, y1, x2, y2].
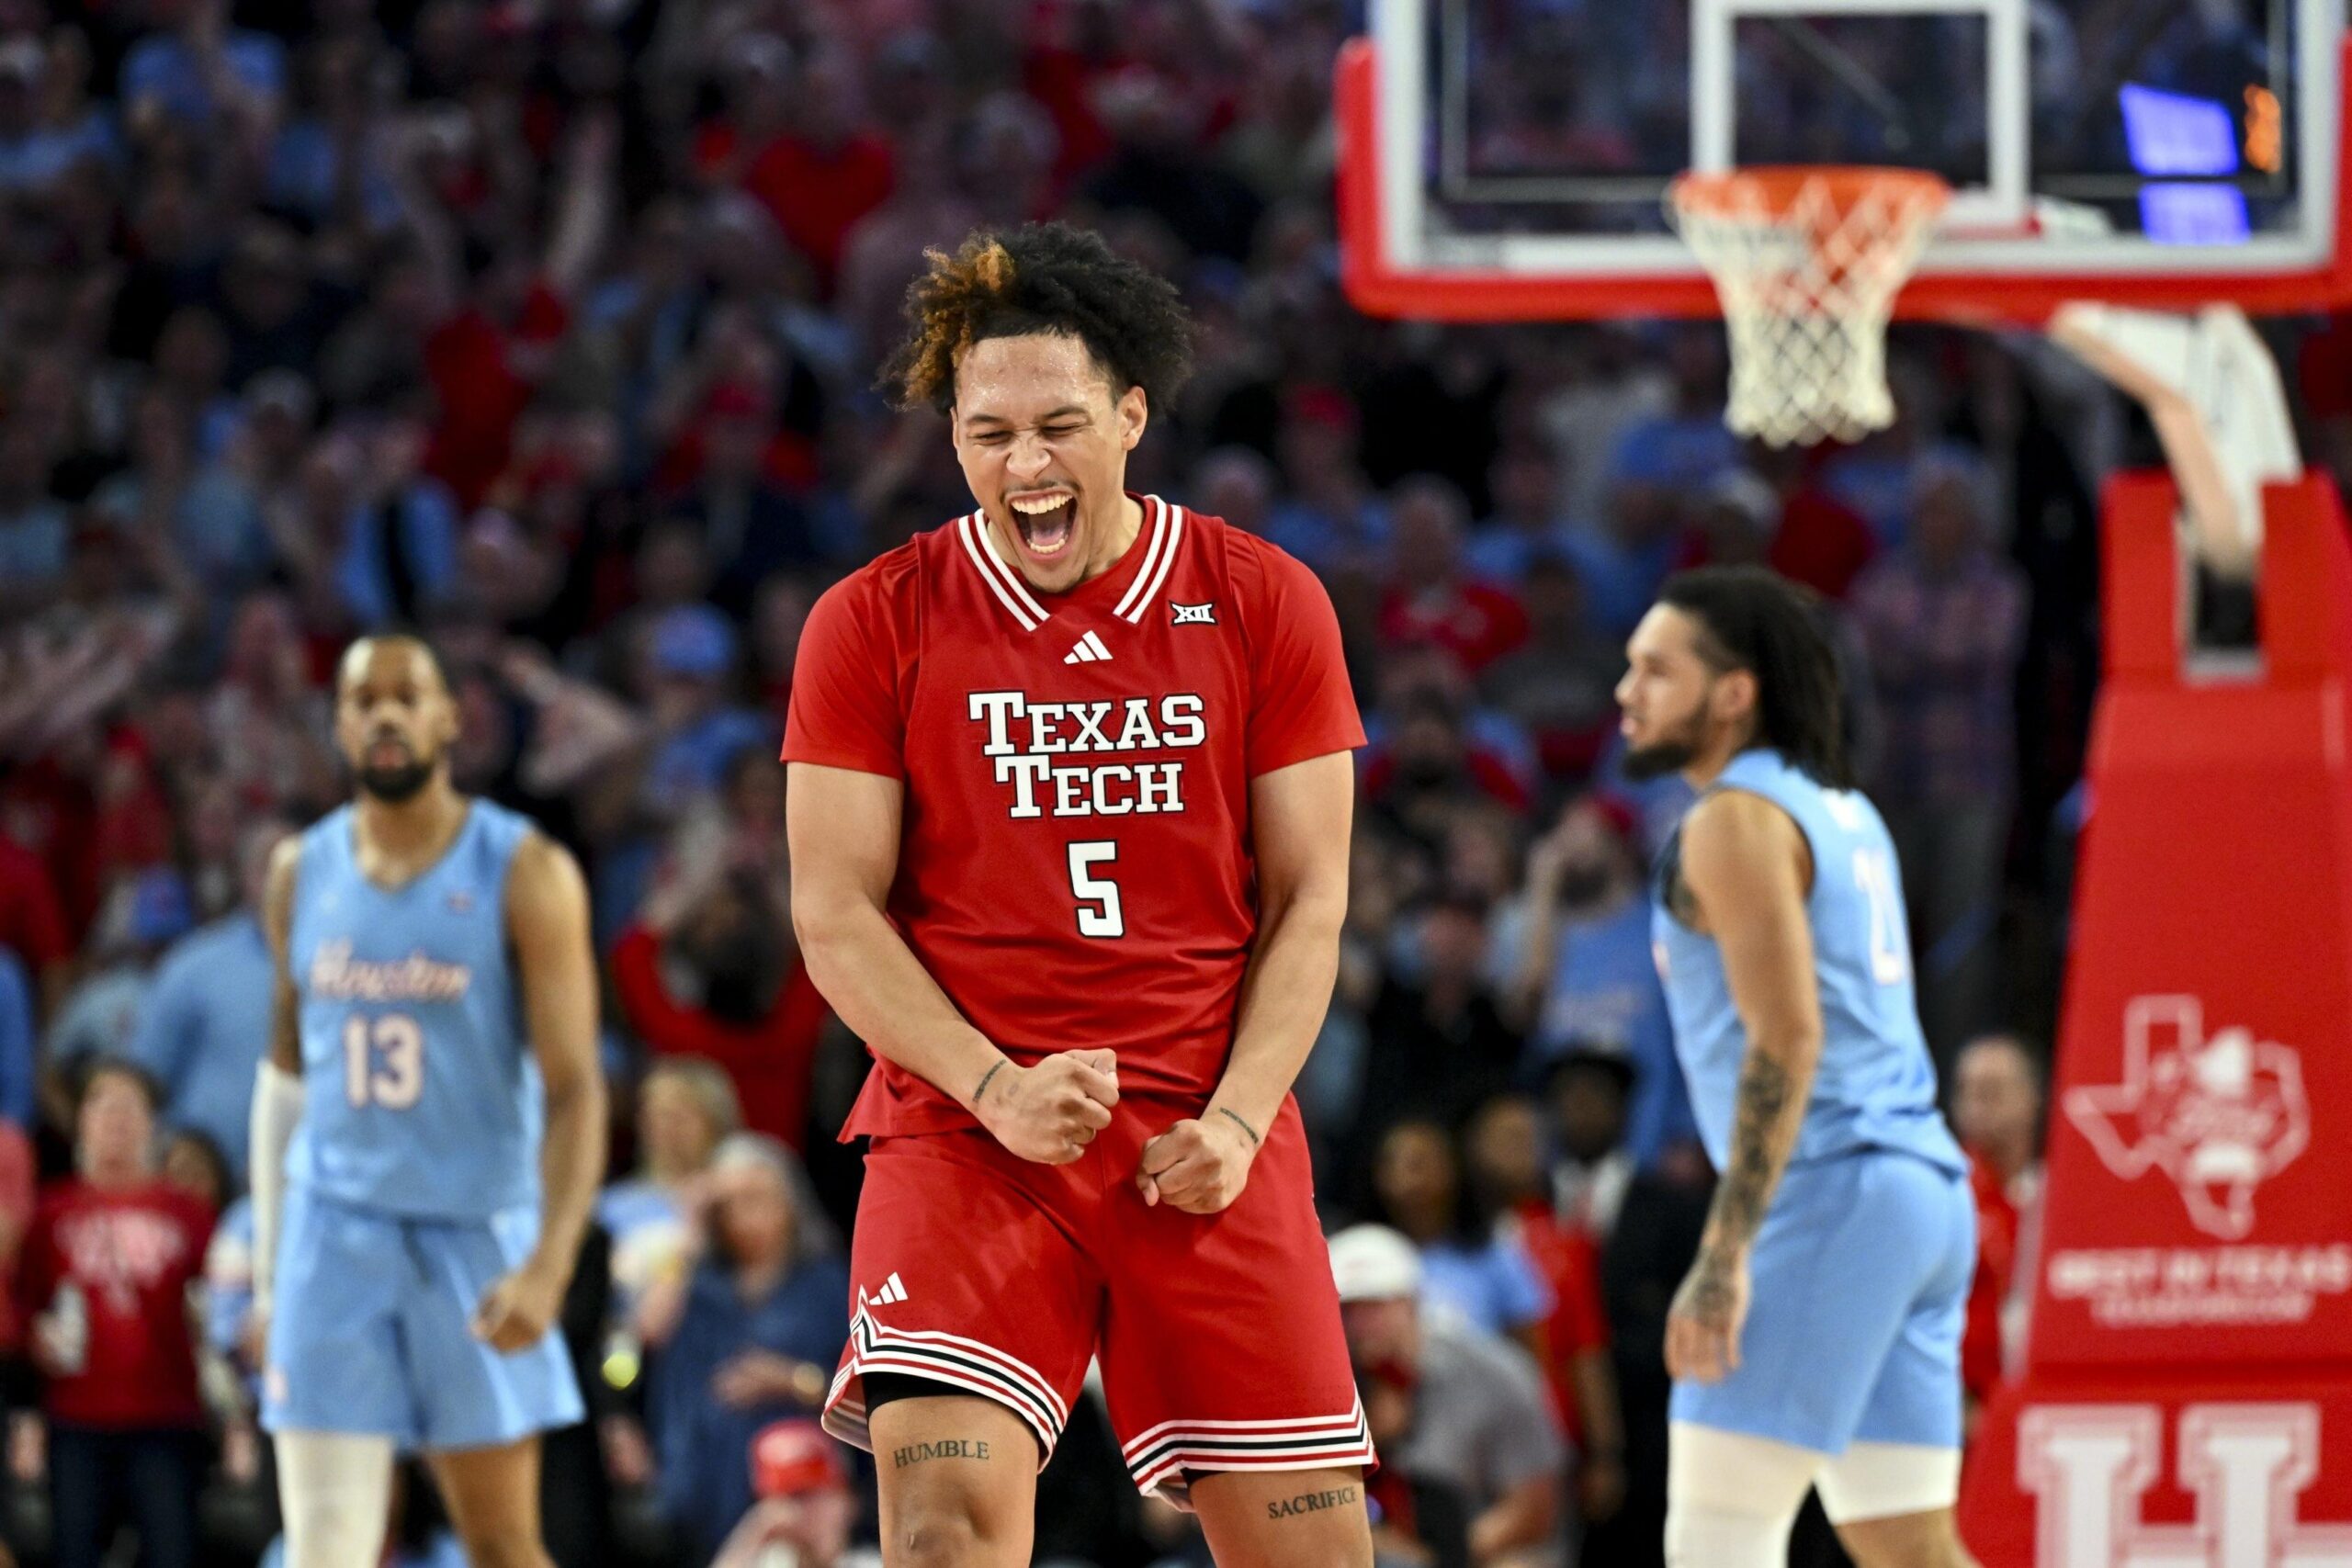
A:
[276, 1430, 395, 1568]
[1665, 1420, 1822, 1568]
[1815, 1440, 1962, 1525]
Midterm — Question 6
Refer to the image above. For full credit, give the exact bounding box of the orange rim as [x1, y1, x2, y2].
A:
[1669, 165, 1953, 224]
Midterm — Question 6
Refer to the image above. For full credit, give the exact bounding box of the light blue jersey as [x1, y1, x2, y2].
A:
[287, 801, 543, 1218]
[1652, 748, 1973, 1455]
[1653, 748, 1965, 1179]
[267, 798, 582, 1450]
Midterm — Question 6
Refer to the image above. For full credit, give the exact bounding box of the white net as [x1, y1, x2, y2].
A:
[1669, 168, 1951, 446]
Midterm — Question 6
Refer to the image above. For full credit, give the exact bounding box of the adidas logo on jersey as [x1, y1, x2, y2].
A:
[1064, 631, 1113, 664]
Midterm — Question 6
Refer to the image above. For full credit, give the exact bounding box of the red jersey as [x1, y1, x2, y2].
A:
[783, 497, 1365, 1139]
[1964, 1152, 2021, 1403]
[17, 1180, 214, 1428]
[1510, 1199, 1611, 1442]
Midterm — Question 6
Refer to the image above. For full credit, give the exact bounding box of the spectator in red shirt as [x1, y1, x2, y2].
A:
[1363, 694, 1533, 834]
[415, 114, 616, 510]
[740, 47, 896, 297]
[0, 1118, 35, 1358]
[1464, 1093, 1627, 1528]
[1378, 476, 1531, 675]
[1953, 1032, 2045, 1420]
[1681, 465, 1879, 604]
[1754, 446, 1880, 601]
[18, 1059, 215, 1568]
[687, 32, 796, 190]
[613, 854, 829, 1150]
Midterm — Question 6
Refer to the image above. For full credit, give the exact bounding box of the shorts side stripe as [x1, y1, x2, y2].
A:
[857, 1316, 1072, 1429]
[820, 1310, 1067, 1466]
[1130, 1421, 1379, 1504]
[1125, 1418, 1372, 1485]
[1121, 1403, 1372, 1457]
[1132, 1436, 1380, 1495]
[854, 1314, 1063, 1434]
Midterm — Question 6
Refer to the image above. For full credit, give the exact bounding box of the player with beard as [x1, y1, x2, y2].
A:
[785, 222, 1374, 1565]
[248, 636, 606, 1568]
[1616, 569, 1978, 1568]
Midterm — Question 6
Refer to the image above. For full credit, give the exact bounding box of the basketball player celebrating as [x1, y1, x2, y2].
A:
[785, 223, 1374, 1565]
[249, 636, 606, 1568]
[1618, 569, 1979, 1568]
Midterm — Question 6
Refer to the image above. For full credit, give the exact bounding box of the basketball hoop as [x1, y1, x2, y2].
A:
[1669, 167, 1951, 446]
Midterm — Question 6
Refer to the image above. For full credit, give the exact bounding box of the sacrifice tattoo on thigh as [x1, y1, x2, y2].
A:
[1266, 1484, 1358, 1520]
[891, 1438, 991, 1469]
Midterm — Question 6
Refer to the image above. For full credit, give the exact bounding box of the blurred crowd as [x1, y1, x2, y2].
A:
[6, 0, 2352, 1565]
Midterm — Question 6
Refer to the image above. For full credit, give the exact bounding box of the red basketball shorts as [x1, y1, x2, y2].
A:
[820, 1092, 1374, 1506]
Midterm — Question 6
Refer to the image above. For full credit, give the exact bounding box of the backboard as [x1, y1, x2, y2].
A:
[1337, 0, 2352, 322]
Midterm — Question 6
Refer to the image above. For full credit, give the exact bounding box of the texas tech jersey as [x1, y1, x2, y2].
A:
[783, 495, 1364, 1138]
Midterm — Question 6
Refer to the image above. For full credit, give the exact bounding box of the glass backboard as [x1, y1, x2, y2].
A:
[1337, 0, 2352, 321]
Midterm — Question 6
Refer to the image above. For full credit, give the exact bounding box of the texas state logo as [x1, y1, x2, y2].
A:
[2064, 995, 2312, 1240]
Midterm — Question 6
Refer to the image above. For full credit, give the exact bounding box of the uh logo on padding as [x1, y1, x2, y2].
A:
[2018, 1404, 2352, 1566]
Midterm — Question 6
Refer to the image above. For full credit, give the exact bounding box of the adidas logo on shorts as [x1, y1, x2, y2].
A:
[867, 1271, 910, 1306]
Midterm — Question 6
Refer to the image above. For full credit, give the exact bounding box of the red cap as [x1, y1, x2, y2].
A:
[751, 1420, 846, 1498]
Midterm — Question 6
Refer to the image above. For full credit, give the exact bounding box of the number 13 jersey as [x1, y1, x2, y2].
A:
[286, 799, 543, 1218]
[783, 495, 1365, 1139]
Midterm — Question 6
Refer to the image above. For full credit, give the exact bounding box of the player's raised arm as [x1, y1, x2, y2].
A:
[475, 831, 608, 1353]
[1666, 789, 1824, 1384]
[786, 761, 1117, 1165]
[1136, 749, 1353, 1213]
[248, 834, 306, 1326]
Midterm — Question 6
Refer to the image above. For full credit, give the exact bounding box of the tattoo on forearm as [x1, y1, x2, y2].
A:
[972, 1061, 1006, 1107]
[891, 1438, 990, 1469]
[1679, 1249, 1741, 1328]
[1215, 1107, 1261, 1147]
[1266, 1485, 1358, 1520]
[1707, 1051, 1797, 1253]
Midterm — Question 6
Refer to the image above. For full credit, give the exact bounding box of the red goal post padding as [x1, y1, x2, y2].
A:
[1958, 473, 2352, 1564]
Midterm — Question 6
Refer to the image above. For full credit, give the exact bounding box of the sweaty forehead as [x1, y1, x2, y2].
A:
[955, 332, 1115, 420]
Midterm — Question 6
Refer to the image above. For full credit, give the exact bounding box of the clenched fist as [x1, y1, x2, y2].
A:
[1136, 1111, 1259, 1214]
[471, 1258, 567, 1353]
[976, 1049, 1120, 1164]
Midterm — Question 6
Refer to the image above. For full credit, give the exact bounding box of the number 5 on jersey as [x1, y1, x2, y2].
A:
[345, 1013, 424, 1108]
[1068, 841, 1125, 938]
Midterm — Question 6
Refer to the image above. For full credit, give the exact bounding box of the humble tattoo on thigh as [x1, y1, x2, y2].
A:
[1266, 1484, 1358, 1520]
[891, 1438, 991, 1469]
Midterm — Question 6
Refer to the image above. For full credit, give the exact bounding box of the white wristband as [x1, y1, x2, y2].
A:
[249, 1060, 303, 1306]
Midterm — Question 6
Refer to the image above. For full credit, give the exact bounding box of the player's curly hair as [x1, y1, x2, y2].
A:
[1658, 566, 1857, 790]
[879, 222, 1194, 415]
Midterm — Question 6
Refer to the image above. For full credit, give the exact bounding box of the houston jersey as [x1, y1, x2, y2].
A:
[286, 800, 544, 1217]
[1652, 749, 1966, 1177]
[783, 495, 1365, 1138]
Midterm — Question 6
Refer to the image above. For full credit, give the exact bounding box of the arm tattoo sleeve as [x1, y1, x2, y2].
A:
[1703, 1049, 1800, 1255]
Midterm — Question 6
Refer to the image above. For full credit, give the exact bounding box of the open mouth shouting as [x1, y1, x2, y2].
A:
[1006, 489, 1078, 564]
